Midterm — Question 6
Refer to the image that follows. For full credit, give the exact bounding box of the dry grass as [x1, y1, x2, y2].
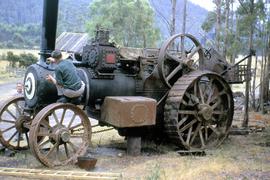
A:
[0, 49, 39, 57]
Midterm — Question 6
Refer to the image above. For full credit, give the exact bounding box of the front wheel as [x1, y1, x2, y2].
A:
[29, 103, 91, 167]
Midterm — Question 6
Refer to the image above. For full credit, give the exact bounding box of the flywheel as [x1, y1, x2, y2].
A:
[158, 33, 204, 88]
[164, 71, 234, 150]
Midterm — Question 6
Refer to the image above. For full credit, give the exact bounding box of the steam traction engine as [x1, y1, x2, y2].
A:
[0, 0, 236, 167]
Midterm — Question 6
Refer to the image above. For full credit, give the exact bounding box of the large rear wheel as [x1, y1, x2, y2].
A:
[164, 71, 234, 150]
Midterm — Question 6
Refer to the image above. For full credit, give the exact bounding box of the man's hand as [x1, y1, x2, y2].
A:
[46, 57, 56, 63]
[46, 74, 56, 84]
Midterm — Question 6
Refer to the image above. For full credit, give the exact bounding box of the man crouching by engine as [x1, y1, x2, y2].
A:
[46, 50, 85, 104]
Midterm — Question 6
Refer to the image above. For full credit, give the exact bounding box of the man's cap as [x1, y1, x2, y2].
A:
[51, 50, 62, 59]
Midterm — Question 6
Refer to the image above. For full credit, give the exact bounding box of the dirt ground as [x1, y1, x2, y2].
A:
[0, 116, 269, 180]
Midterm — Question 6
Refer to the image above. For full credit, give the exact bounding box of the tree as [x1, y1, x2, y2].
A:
[214, 0, 222, 51]
[171, 0, 177, 36]
[223, 0, 230, 56]
[86, 0, 160, 48]
[6, 51, 20, 68]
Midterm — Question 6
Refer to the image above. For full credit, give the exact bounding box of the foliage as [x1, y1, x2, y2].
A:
[0, 23, 40, 49]
[5, 51, 37, 68]
[86, 0, 160, 48]
[201, 0, 267, 58]
[201, 12, 216, 33]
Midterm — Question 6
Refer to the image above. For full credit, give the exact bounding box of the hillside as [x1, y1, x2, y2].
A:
[0, 0, 208, 49]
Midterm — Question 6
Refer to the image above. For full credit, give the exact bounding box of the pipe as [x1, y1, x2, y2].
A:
[39, 0, 59, 61]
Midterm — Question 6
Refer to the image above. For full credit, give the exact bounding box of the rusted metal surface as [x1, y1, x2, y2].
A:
[0, 96, 30, 150]
[164, 70, 234, 150]
[77, 156, 97, 170]
[29, 103, 91, 167]
[101, 96, 156, 128]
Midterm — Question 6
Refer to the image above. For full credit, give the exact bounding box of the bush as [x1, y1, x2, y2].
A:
[18, 53, 37, 67]
[6, 51, 20, 67]
[5, 51, 37, 68]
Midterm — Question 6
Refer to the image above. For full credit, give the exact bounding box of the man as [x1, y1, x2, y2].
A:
[16, 82, 23, 95]
[46, 50, 85, 104]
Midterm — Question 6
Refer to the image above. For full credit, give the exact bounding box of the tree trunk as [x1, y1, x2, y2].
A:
[214, 0, 221, 51]
[262, 35, 270, 113]
[231, 7, 238, 64]
[252, 55, 258, 110]
[223, 0, 230, 58]
[181, 0, 187, 54]
[171, 0, 176, 36]
[260, 49, 265, 112]
[243, 0, 254, 127]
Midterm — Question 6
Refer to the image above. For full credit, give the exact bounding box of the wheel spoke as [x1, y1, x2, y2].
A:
[166, 52, 181, 63]
[64, 143, 70, 158]
[45, 143, 59, 157]
[166, 64, 182, 81]
[60, 109, 67, 125]
[67, 114, 76, 128]
[14, 103, 22, 116]
[25, 133, 29, 147]
[199, 129, 205, 147]
[67, 141, 78, 153]
[177, 116, 188, 128]
[213, 110, 226, 115]
[187, 46, 201, 59]
[206, 80, 214, 104]
[6, 109, 17, 120]
[37, 131, 52, 137]
[178, 110, 196, 115]
[38, 139, 50, 149]
[56, 145, 61, 163]
[210, 90, 225, 103]
[70, 123, 82, 131]
[179, 119, 197, 133]
[17, 132, 21, 147]
[198, 83, 205, 103]
[204, 125, 208, 141]
[2, 125, 16, 133]
[211, 99, 221, 109]
[190, 122, 201, 145]
[186, 126, 193, 144]
[208, 125, 220, 136]
[7, 131, 18, 143]
[41, 119, 51, 129]
[194, 81, 198, 96]
[52, 112, 60, 125]
[1, 119, 15, 124]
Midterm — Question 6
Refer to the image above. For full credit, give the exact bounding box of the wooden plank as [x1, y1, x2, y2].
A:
[0, 167, 121, 180]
